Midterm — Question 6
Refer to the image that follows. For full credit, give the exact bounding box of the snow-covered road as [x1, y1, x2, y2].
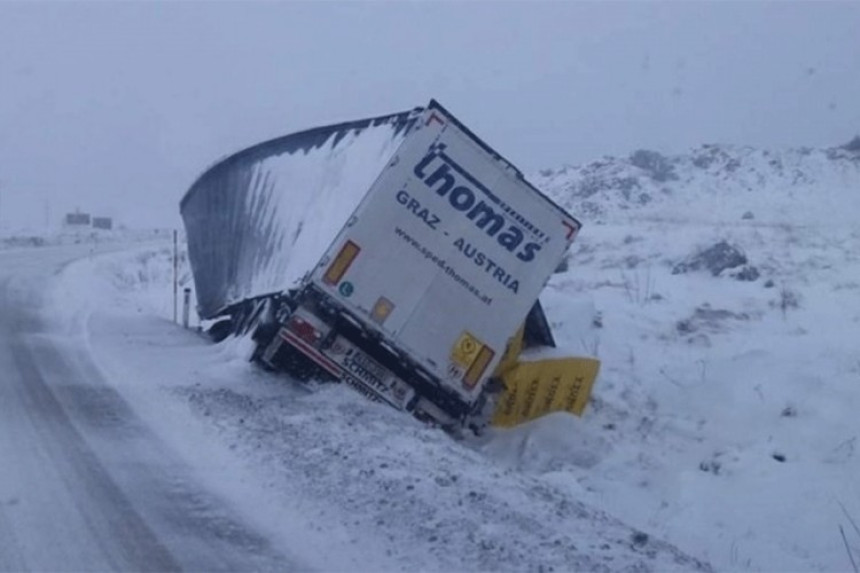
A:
[0, 245, 301, 571]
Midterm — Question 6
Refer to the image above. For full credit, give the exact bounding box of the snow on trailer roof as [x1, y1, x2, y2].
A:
[181, 107, 423, 319]
[179, 107, 422, 211]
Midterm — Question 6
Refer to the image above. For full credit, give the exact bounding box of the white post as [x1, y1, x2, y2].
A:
[173, 230, 178, 323]
[182, 288, 191, 328]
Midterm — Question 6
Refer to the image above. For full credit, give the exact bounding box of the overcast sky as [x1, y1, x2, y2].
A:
[1, 1, 858, 229]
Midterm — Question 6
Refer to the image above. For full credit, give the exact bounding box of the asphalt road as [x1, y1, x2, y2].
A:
[0, 244, 301, 572]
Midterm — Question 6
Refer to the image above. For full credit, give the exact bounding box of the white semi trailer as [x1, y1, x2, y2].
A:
[253, 101, 581, 427]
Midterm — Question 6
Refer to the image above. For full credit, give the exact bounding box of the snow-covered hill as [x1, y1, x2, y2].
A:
[533, 139, 860, 227]
[41, 137, 860, 571]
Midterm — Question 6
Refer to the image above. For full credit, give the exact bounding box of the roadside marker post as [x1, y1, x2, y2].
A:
[182, 288, 191, 329]
[173, 230, 178, 323]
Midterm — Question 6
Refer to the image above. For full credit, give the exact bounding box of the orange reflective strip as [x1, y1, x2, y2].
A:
[463, 345, 494, 389]
[323, 240, 360, 285]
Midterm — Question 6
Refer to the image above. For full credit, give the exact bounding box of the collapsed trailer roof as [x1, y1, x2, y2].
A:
[181, 107, 423, 319]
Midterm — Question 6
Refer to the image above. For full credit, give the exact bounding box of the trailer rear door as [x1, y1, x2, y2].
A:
[310, 102, 580, 402]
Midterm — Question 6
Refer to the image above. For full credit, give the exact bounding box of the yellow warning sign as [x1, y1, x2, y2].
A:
[492, 357, 601, 427]
[451, 331, 482, 368]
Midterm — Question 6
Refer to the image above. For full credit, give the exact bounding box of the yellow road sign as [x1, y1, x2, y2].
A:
[492, 357, 601, 427]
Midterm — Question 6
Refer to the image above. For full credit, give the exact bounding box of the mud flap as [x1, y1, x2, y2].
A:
[491, 357, 601, 428]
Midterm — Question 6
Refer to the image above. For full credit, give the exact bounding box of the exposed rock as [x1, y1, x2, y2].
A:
[629, 149, 678, 182]
[672, 241, 747, 277]
[841, 135, 860, 153]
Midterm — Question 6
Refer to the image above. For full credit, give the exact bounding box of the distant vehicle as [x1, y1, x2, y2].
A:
[181, 100, 583, 428]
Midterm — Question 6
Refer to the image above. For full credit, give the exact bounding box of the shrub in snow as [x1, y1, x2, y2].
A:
[672, 241, 747, 276]
[630, 531, 649, 547]
[620, 268, 658, 305]
[731, 265, 760, 282]
[617, 177, 640, 196]
[676, 304, 750, 336]
[2, 236, 46, 248]
[780, 287, 800, 311]
[781, 405, 798, 417]
[770, 286, 801, 318]
[629, 149, 678, 182]
[576, 177, 605, 199]
[742, 211, 755, 220]
[624, 254, 643, 269]
[692, 154, 714, 169]
[578, 201, 604, 220]
[676, 319, 695, 335]
[699, 458, 722, 475]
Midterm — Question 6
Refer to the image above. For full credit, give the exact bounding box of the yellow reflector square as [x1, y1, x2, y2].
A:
[370, 297, 395, 324]
[451, 331, 481, 368]
[323, 240, 360, 285]
[463, 345, 494, 389]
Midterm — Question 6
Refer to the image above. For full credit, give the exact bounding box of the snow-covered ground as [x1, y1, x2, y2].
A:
[35, 141, 860, 571]
[43, 243, 705, 571]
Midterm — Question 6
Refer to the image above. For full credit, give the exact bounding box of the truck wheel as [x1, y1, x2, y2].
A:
[208, 319, 233, 342]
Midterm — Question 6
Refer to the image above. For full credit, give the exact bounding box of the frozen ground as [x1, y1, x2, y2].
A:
[23, 141, 860, 571]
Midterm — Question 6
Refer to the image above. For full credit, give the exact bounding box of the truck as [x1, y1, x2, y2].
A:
[181, 100, 582, 428]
